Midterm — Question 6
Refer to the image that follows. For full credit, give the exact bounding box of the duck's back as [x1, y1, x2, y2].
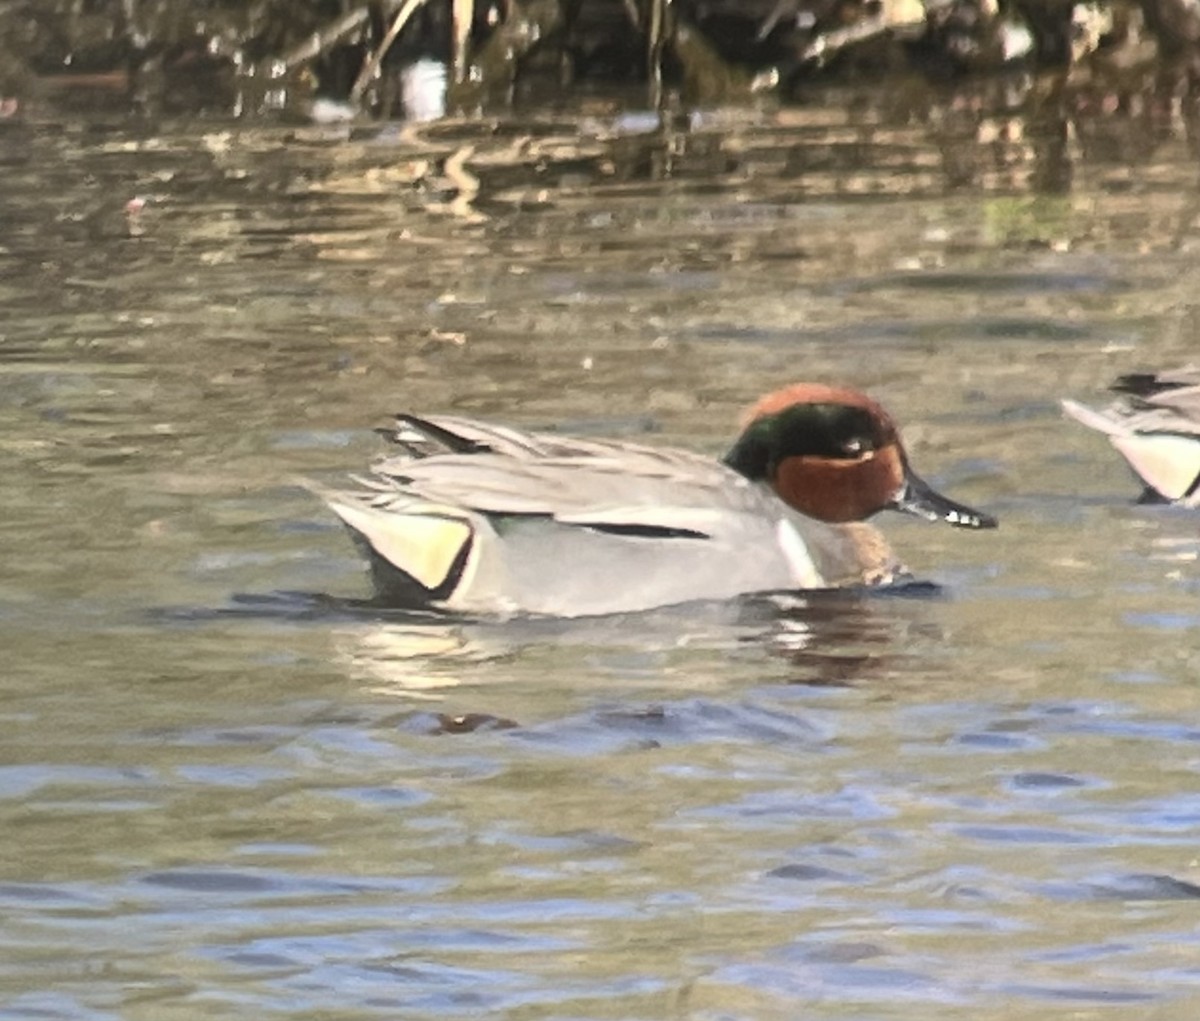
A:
[319, 415, 903, 615]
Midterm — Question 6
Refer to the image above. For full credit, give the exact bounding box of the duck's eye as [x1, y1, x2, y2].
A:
[840, 436, 871, 458]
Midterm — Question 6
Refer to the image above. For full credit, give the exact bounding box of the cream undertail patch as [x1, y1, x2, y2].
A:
[328, 498, 472, 591]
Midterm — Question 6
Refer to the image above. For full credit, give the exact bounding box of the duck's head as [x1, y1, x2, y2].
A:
[723, 383, 997, 529]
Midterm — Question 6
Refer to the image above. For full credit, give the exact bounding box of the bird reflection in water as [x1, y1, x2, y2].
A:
[328, 583, 941, 703]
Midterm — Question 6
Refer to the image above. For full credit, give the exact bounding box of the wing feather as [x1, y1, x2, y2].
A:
[1064, 372, 1200, 502]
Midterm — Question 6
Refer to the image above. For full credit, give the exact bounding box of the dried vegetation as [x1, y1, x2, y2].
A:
[1, 0, 1199, 117]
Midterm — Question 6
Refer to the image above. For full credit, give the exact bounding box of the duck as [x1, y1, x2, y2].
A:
[1062, 366, 1200, 506]
[313, 383, 998, 617]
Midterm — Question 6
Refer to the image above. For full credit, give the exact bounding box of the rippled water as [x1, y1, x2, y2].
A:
[3, 98, 1200, 1019]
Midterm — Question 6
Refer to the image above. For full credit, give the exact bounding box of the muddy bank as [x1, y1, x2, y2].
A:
[2, 0, 1199, 121]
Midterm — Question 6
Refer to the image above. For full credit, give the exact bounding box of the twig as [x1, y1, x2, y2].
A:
[647, 0, 666, 108]
[452, 0, 474, 84]
[281, 5, 372, 70]
[350, 0, 431, 103]
[801, 14, 889, 64]
[801, 0, 926, 64]
[757, 0, 800, 42]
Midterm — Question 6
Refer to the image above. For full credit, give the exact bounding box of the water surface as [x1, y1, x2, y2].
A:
[3, 99, 1200, 1019]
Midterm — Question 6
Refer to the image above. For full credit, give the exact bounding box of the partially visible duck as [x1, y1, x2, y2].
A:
[1063, 367, 1200, 506]
[314, 383, 997, 617]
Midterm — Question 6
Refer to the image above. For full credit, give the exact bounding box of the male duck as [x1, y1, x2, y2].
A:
[316, 383, 997, 616]
[1062, 366, 1200, 506]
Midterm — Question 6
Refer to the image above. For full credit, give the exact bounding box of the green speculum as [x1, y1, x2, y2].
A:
[723, 403, 884, 481]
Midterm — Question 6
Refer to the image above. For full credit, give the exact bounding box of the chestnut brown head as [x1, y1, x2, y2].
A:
[724, 383, 997, 529]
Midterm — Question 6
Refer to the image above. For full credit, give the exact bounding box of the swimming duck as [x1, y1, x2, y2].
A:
[1062, 366, 1200, 506]
[315, 383, 997, 616]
